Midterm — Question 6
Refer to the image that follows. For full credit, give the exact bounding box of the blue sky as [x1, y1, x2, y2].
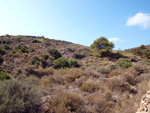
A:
[0, 0, 150, 50]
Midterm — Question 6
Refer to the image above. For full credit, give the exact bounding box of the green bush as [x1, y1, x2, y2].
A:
[54, 57, 69, 68]
[131, 45, 150, 59]
[48, 49, 62, 59]
[1, 40, 6, 44]
[0, 66, 11, 80]
[14, 45, 29, 53]
[69, 59, 78, 67]
[32, 59, 39, 65]
[0, 79, 41, 113]
[1, 40, 11, 44]
[0, 72, 11, 80]
[117, 58, 132, 69]
[12, 50, 16, 54]
[0, 49, 6, 55]
[42, 54, 49, 60]
[28, 48, 34, 52]
[3, 45, 10, 50]
[32, 39, 41, 43]
[20, 46, 28, 53]
[72, 53, 85, 59]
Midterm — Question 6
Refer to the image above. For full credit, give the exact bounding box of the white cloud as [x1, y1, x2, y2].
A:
[109, 37, 123, 42]
[126, 12, 150, 29]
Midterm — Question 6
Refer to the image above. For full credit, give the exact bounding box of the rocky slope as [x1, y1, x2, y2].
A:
[137, 89, 150, 113]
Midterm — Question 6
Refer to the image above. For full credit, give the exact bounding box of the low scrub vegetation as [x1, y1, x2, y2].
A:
[131, 45, 150, 59]
[72, 52, 85, 59]
[48, 49, 62, 59]
[69, 59, 78, 67]
[0, 35, 150, 113]
[80, 79, 99, 93]
[0, 49, 6, 55]
[54, 57, 69, 68]
[0, 79, 41, 113]
[48, 91, 84, 113]
[117, 58, 132, 69]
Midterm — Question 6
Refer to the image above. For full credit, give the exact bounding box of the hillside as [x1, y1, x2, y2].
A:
[0, 35, 150, 113]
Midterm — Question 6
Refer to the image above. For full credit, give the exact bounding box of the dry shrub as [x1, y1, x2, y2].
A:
[24, 66, 54, 77]
[53, 74, 65, 85]
[34, 67, 54, 77]
[137, 80, 150, 97]
[115, 81, 150, 113]
[75, 76, 87, 87]
[86, 65, 97, 71]
[116, 99, 138, 113]
[135, 73, 150, 83]
[65, 68, 85, 83]
[39, 74, 65, 88]
[86, 94, 113, 113]
[80, 79, 99, 93]
[107, 76, 123, 90]
[39, 76, 55, 88]
[24, 75, 40, 85]
[96, 66, 112, 74]
[92, 95, 112, 113]
[24, 65, 36, 76]
[133, 62, 147, 74]
[84, 70, 102, 78]
[108, 69, 121, 78]
[0, 79, 41, 113]
[105, 90, 112, 100]
[122, 68, 138, 85]
[54, 68, 69, 76]
[48, 91, 85, 113]
[107, 76, 135, 93]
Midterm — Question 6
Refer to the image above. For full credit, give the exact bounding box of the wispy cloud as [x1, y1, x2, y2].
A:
[126, 12, 150, 29]
[109, 37, 124, 42]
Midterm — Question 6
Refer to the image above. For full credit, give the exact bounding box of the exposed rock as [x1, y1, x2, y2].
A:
[137, 90, 150, 113]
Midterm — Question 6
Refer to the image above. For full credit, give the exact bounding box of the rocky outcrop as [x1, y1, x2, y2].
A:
[137, 90, 150, 113]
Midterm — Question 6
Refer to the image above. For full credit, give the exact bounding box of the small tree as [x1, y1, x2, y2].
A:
[90, 37, 114, 57]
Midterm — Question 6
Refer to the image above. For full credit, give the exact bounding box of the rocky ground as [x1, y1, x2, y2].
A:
[137, 87, 150, 113]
